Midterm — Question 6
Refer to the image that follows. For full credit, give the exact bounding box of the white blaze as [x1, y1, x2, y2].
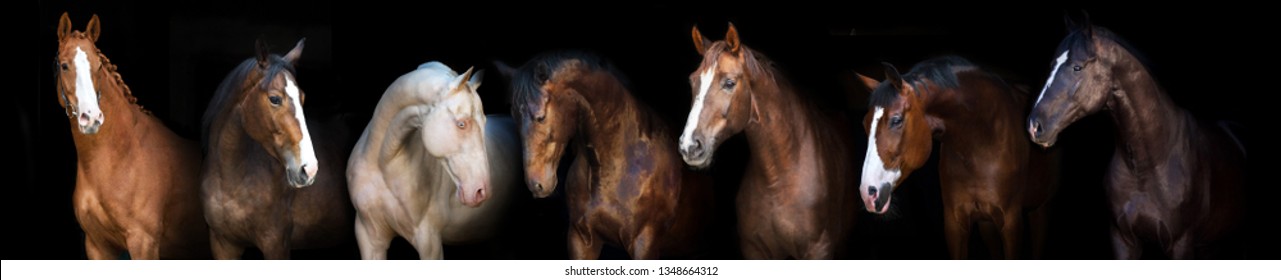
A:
[679, 62, 718, 151]
[73, 47, 101, 119]
[1035, 50, 1070, 107]
[286, 77, 318, 180]
[861, 107, 901, 189]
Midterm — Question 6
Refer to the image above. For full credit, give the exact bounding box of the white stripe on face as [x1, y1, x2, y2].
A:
[861, 107, 901, 190]
[73, 47, 101, 115]
[286, 76, 318, 177]
[1035, 50, 1070, 107]
[679, 62, 718, 150]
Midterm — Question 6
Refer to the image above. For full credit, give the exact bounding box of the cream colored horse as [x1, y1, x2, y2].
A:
[346, 62, 522, 259]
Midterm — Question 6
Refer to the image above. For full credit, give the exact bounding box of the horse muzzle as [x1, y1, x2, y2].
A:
[77, 110, 104, 135]
[863, 183, 893, 214]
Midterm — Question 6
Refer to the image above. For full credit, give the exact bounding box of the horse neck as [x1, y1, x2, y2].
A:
[209, 107, 281, 182]
[742, 72, 809, 172]
[566, 74, 645, 157]
[377, 100, 451, 196]
[1102, 44, 1187, 170]
[919, 73, 1021, 147]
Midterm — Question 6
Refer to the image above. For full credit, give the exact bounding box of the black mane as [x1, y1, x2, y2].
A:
[869, 55, 975, 108]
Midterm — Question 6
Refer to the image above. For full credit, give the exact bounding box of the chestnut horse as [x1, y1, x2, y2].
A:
[53, 12, 210, 260]
[347, 62, 524, 259]
[200, 39, 355, 259]
[1026, 19, 1245, 259]
[497, 51, 715, 259]
[856, 57, 1058, 259]
[679, 24, 858, 259]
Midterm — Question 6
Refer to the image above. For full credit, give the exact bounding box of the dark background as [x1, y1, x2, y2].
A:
[18, 1, 1270, 259]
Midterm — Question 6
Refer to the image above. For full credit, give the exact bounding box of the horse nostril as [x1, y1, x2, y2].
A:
[867, 187, 878, 197]
[1030, 120, 1043, 138]
[693, 138, 703, 149]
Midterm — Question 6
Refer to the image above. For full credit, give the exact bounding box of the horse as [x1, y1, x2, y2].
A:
[53, 13, 210, 260]
[854, 56, 1058, 259]
[347, 62, 524, 259]
[496, 50, 716, 260]
[1025, 17, 1246, 259]
[200, 39, 355, 259]
[678, 23, 858, 259]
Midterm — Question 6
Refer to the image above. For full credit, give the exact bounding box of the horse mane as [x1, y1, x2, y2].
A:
[1063, 25, 1155, 75]
[509, 50, 631, 113]
[869, 56, 977, 108]
[200, 55, 296, 153]
[95, 51, 151, 116]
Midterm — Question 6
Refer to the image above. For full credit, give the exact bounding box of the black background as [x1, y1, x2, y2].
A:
[18, 1, 1271, 259]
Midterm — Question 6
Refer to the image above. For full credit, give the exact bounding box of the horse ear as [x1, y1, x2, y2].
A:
[881, 62, 903, 92]
[255, 39, 271, 68]
[284, 38, 305, 66]
[85, 14, 101, 42]
[725, 22, 741, 53]
[469, 69, 484, 91]
[454, 66, 476, 93]
[856, 72, 881, 91]
[493, 60, 516, 81]
[58, 12, 72, 40]
[1065, 10, 1093, 35]
[692, 25, 712, 56]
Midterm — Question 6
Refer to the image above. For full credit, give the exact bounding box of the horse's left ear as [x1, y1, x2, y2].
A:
[725, 22, 741, 53]
[85, 14, 101, 42]
[468, 69, 484, 91]
[284, 38, 305, 66]
[255, 39, 271, 68]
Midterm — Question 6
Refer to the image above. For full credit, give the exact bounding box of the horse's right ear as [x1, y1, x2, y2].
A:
[692, 25, 712, 56]
[882, 62, 904, 92]
[1064, 10, 1092, 33]
[856, 72, 881, 91]
[255, 39, 271, 68]
[57, 12, 72, 40]
[493, 60, 517, 81]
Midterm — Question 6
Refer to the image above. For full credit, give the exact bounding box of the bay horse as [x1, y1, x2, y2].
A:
[855, 56, 1058, 259]
[347, 62, 524, 259]
[679, 24, 858, 259]
[200, 39, 355, 259]
[1026, 18, 1246, 259]
[54, 13, 210, 259]
[497, 50, 715, 259]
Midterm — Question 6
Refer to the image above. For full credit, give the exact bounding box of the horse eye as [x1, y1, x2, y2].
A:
[889, 114, 904, 127]
[722, 78, 736, 90]
[60, 63, 69, 71]
[1073, 65, 1082, 71]
[268, 95, 283, 106]
[536, 114, 546, 123]
[457, 120, 466, 129]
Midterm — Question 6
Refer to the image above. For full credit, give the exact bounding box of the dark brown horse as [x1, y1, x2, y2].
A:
[54, 13, 210, 259]
[200, 39, 354, 259]
[679, 24, 859, 259]
[1026, 18, 1246, 259]
[497, 50, 715, 259]
[856, 57, 1058, 259]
